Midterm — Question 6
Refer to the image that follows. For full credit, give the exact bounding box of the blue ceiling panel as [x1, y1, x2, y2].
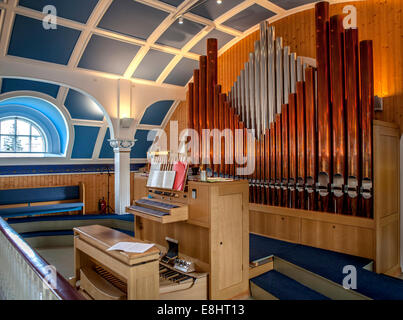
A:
[140, 100, 174, 125]
[133, 49, 174, 81]
[159, 0, 184, 7]
[156, 18, 205, 49]
[71, 126, 100, 159]
[268, 0, 320, 10]
[1, 78, 60, 98]
[131, 129, 157, 159]
[222, 4, 275, 32]
[190, 29, 235, 55]
[190, 0, 244, 21]
[18, 0, 99, 24]
[98, 0, 169, 41]
[64, 89, 104, 121]
[99, 128, 114, 159]
[8, 15, 81, 65]
[78, 35, 140, 75]
[164, 57, 198, 86]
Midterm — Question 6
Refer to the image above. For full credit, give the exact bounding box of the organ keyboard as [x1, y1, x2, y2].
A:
[126, 192, 189, 224]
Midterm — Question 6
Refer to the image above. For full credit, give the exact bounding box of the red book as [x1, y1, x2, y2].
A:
[173, 162, 188, 191]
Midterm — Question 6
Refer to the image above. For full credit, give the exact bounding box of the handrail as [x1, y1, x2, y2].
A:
[0, 217, 83, 300]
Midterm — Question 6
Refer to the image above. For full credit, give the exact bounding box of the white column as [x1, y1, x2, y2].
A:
[110, 139, 136, 215]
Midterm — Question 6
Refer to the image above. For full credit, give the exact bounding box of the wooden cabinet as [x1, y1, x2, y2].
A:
[133, 179, 250, 300]
[300, 219, 375, 259]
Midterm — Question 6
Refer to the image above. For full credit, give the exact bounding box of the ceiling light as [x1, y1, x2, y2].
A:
[217, 0, 222, 4]
[178, 16, 184, 24]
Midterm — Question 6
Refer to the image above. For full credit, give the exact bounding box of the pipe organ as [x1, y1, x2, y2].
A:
[186, 1, 375, 218]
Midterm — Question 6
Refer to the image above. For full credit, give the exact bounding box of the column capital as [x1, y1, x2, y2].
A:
[108, 139, 136, 153]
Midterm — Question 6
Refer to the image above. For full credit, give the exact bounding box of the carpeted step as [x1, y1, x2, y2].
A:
[251, 270, 330, 300]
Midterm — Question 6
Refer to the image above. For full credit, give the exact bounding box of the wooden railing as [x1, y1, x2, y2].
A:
[0, 218, 83, 300]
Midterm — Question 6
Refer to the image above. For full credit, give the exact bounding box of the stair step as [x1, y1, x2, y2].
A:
[251, 270, 330, 300]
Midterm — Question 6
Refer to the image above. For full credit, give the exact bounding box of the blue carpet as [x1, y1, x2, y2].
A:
[250, 233, 403, 300]
[251, 270, 330, 300]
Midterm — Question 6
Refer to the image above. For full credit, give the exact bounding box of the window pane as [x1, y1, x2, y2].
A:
[31, 126, 41, 136]
[16, 119, 31, 135]
[31, 136, 45, 152]
[1, 119, 16, 135]
[0, 135, 15, 152]
[16, 136, 30, 152]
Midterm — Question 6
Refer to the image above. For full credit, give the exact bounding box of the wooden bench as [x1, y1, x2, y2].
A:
[0, 183, 85, 218]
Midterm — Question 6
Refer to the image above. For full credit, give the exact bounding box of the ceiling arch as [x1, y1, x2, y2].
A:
[0, 0, 353, 89]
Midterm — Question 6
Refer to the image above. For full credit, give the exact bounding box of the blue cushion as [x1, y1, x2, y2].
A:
[0, 202, 83, 218]
[0, 186, 80, 205]
[7, 213, 134, 224]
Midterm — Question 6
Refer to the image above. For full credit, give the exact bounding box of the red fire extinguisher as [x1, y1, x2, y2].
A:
[98, 197, 106, 214]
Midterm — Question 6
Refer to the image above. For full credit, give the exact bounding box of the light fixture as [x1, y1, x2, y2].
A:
[216, 0, 222, 4]
[178, 16, 184, 24]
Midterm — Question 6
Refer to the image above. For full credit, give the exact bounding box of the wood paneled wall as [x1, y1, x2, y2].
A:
[163, 100, 188, 150]
[217, 0, 403, 133]
[0, 173, 136, 214]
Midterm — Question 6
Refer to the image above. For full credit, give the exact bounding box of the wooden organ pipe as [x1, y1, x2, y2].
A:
[193, 70, 200, 135]
[281, 103, 289, 207]
[345, 28, 360, 217]
[359, 40, 374, 219]
[330, 15, 346, 214]
[288, 94, 297, 209]
[296, 81, 307, 210]
[315, 1, 332, 213]
[199, 56, 207, 165]
[305, 67, 317, 212]
[187, 83, 194, 130]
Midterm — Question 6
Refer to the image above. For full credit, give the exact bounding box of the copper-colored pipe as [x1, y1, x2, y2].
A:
[305, 67, 317, 212]
[187, 83, 194, 130]
[224, 100, 230, 177]
[265, 129, 270, 205]
[260, 134, 266, 204]
[281, 104, 289, 208]
[275, 114, 282, 206]
[270, 123, 276, 205]
[207, 39, 218, 170]
[219, 93, 226, 176]
[193, 70, 200, 135]
[345, 28, 360, 216]
[213, 85, 221, 175]
[359, 40, 374, 219]
[207, 39, 217, 131]
[199, 56, 207, 165]
[315, 1, 332, 213]
[230, 106, 235, 177]
[296, 82, 306, 210]
[234, 115, 240, 179]
[288, 94, 297, 209]
[330, 15, 346, 214]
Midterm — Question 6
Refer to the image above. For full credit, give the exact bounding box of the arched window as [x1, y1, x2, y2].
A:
[0, 117, 46, 154]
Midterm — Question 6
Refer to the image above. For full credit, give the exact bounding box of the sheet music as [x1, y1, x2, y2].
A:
[107, 242, 155, 254]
